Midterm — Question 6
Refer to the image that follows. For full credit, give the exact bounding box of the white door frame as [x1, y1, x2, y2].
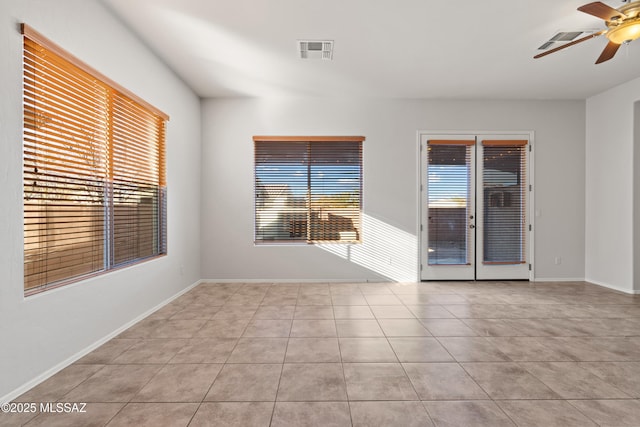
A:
[417, 130, 535, 281]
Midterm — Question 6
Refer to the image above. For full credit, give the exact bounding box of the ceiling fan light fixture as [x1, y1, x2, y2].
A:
[535, 1, 640, 63]
[607, 18, 640, 43]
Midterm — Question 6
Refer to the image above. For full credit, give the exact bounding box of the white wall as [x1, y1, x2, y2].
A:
[585, 76, 640, 293]
[0, 0, 201, 400]
[201, 97, 586, 283]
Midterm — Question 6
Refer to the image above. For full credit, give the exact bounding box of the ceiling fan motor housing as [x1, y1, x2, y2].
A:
[605, 1, 640, 43]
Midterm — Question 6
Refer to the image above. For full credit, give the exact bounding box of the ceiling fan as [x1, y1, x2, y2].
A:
[534, 0, 640, 63]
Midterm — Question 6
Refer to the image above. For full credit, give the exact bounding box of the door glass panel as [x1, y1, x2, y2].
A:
[482, 144, 527, 264]
[427, 144, 472, 265]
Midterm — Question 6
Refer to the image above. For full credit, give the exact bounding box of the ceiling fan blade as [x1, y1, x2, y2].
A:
[534, 30, 605, 59]
[577, 2, 627, 21]
[595, 40, 621, 63]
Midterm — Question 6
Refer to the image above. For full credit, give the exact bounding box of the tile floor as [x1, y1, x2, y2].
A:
[3, 281, 640, 426]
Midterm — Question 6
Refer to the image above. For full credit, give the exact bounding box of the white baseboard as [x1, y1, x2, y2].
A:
[584, 278, 640, 295]
[201, 278, 386, 283]
[534, 277, 639, 294]
[0, 279, 203, 405]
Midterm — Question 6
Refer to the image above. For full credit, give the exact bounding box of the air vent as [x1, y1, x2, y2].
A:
[550, 31, 583, 42]
[298, 40, 334, 60]
[538, 41, 555, 50]
[537, 30, 598, 50]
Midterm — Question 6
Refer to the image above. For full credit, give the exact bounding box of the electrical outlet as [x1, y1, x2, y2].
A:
[554, 257, 561, 265]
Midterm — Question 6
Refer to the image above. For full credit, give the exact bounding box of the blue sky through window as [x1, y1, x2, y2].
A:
[428, 165, 469, 206]
[256, 164, 361, 196]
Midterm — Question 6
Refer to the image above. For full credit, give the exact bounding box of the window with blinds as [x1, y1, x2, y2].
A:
[426, 140, 474, 265]
[22, 24, 168, 295]
[482, 140, 528, 264]
[254, 136, 364, 244]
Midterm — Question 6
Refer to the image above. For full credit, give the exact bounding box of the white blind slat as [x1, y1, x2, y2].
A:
[482, 144, 527, 264]
[427, 143, 472, 265]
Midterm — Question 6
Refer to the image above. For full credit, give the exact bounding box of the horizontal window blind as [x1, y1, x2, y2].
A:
[481, 140, 528, 264]
[426, 140, 474, 265]
[111, 92, 167, 266]
[22, 24, 168, 294]
[254, 137, 363, 244]
[23, 33, 109, 291]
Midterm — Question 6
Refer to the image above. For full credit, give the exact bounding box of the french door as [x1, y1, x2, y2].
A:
[420, 133, 531, 281]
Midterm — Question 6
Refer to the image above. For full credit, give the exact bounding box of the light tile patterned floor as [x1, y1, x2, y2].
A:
[3, 281, 640, 426]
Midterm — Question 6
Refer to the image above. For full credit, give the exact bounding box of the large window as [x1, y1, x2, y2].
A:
[22, 24, 168, 295]
[254, 136, 364, 244]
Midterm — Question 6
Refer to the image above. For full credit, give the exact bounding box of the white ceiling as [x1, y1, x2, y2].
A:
[103, 0, 640, 99]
